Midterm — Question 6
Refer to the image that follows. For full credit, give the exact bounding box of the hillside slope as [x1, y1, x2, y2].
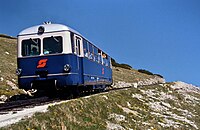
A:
[0, 35, 24, 101]
[0, 35, 200, 129]
[2, 81, 200, 130]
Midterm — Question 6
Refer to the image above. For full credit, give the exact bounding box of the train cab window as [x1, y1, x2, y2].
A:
[83, 39, 89, 57]
[43, 36, 63, 54]
[88, 43, 94, 60]
[22, 38, 41, 56]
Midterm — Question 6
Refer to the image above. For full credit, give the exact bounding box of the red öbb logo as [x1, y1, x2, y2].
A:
[37, 59, 48, 68]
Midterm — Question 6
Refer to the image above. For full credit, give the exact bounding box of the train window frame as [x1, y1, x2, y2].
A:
[107, 56, 111, 68]
[102, 52, 109, 66]
[98, 49, 102, 64]
[74, 36, 81, 56]
[88, 43, 94, 60]
[43, 36, 63, 55]
[21, 38, 41, 57]
[70, 33, 111, 67]
[70, 32, 75, 53]
[83, 39, 89, 58]
[72, 34, 83, 57]
[93, 47, 98, 62]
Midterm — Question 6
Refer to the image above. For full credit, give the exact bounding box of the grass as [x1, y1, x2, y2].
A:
[1, 83, 199, 130]
[1, 88, 145, 129]
[0, 37, 25, 98]
[112, 66, 156, 83]
[0, 37, 17, 81]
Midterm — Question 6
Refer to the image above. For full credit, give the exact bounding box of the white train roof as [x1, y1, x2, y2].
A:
[18, 23, 81, 36]
[18, 23, 111, 57]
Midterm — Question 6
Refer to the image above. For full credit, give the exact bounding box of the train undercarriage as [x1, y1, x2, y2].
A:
[30, 80, 108, 98]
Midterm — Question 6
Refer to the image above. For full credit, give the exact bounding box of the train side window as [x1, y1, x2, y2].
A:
[102, 52, 108, 66]
[88, 43, 93, 60]
[94, 47, 98, 62]
[83, 39, 89, 57]
[43, 36, 63, 54]
[98, 49, 102, 64]
[107, 56, 111, 67]
[22, 38, 41, 56]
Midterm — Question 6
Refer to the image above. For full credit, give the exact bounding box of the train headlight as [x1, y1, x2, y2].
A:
[16, 68, 22, 76]
[64, 64, 71, 72]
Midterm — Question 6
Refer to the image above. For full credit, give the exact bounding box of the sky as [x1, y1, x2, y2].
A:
[0, 0, 200, 86]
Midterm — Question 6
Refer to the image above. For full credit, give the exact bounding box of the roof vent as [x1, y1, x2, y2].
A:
[43, 21, 52, 24]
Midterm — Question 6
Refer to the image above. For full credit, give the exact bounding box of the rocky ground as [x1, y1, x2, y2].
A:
[1, 79, 199, 130]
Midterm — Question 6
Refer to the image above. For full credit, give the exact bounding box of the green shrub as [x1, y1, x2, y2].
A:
[138, 69, 164, 78]
[120, 63, 132, 69]
[154, 74, 164, 78]
[111, 58, 132, 70]
[111, 58, 118, 67]
[0, 34, 16, 39]
[138, 69, 153, 75]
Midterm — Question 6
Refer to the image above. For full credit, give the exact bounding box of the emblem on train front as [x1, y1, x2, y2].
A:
[37, 59, 48, 68]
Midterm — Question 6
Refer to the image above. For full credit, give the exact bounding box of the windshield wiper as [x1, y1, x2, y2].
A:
[51, 36, 59, 42]
[30, 38, 38, 44]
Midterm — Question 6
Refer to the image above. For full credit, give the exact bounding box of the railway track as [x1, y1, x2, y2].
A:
[0, 96, 61, 113]
[0, 82, 163, 114]
[0, 86, 135, 113]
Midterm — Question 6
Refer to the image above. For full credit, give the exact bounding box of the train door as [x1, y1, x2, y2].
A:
[74, 36, 81, 56]
[74, 35, 84, 85]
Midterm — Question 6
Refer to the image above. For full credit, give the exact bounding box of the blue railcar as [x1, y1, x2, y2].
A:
[16, 23, 112, 92]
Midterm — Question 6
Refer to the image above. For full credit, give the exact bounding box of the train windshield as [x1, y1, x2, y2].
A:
[43, 36, 63, 54]
[22, 38, 41, 56]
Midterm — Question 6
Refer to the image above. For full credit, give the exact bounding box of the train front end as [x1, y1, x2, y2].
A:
[16, 23, 79, 91]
